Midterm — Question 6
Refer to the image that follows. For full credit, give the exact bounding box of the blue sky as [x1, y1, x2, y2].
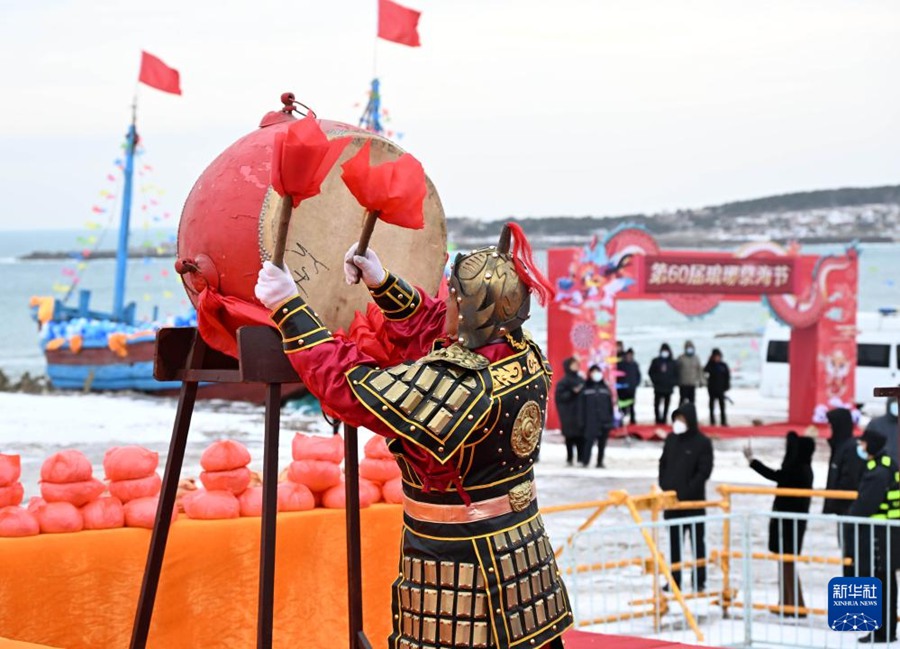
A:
[0, 0, 898, 229]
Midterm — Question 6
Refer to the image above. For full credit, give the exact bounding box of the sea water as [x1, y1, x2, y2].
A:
[0, 229, 897, 388]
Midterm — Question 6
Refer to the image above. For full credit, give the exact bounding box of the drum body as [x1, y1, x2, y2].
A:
[177, 112, 447, 334]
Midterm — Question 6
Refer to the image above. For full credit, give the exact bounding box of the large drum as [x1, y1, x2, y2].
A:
[176, 96, 447, 336]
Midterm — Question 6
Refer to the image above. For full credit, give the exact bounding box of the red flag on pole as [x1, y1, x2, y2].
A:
[138, 51, 182, 95]
[378, 0, 421, 47]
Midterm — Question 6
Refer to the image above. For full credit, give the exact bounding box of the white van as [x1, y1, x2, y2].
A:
[760, 310, 900, 408]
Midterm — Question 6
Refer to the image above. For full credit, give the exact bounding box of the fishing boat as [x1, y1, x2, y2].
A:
[29, 103, 185, 392]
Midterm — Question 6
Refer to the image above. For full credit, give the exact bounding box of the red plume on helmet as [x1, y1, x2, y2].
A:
[501, 222, 555, 306]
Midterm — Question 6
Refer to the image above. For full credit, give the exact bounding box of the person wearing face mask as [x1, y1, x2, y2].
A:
[843, 430, 900, 644]
[577, 365, 615, 468]
[676, 340, 703, 406]
[864, 397, 899, 463]
[649, 343, 678, 424]
[823, 408, 865, 516]
[658, 403, 714, 592]
[556, 357, 586, 466]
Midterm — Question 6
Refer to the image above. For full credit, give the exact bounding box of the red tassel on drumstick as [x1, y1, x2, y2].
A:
[340, 139, 427, 279]
[269, 114, 351, 266]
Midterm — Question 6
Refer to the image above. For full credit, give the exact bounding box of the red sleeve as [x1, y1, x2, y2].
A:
[367, 271, 446, 359]
[270, 295, 397, 438]
[379, 287, 446, 358]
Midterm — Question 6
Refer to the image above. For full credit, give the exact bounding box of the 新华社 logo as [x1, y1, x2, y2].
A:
[828, 577, 883, 632]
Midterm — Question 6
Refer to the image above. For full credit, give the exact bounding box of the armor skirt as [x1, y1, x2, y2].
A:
[389, 501, 572, 649]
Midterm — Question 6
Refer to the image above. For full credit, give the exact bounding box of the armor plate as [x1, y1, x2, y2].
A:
[387, 336, 572, 648]
[347, 348, 493, 464]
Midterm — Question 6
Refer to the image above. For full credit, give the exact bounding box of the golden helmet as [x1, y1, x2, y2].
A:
[449, 223, 554, 349]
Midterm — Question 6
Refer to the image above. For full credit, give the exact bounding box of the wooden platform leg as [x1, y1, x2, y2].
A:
[343, 424, 371, 649]
[258, 383, 281, 649]
[130, 334, 206, 649]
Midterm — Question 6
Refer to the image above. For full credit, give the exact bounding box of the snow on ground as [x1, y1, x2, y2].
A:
[1, 387, 887, 648]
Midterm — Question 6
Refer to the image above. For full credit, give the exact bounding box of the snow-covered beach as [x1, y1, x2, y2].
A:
[1, 372, 889, 647]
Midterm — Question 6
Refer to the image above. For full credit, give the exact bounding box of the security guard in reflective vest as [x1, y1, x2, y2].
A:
[846, 429, 900, 643]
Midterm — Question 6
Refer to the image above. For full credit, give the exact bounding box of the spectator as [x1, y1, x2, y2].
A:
[823, 407, 865, 577]
[676, 340, 703, 405]
[659, 403, 714, 592]
[824, 408, 865, 515]
[704, 348, 731, 426]
[618, 348, 641, 425]
[555, 357, 585, 466]
[649, 343, 678, 424]
[578, 365, 615, 468]
[865, 397, 899, 462]
[844, 429, 900, 643]
[744, 431, 815, 615]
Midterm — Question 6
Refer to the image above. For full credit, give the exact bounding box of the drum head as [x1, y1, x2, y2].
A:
[258, 130, 447, 332]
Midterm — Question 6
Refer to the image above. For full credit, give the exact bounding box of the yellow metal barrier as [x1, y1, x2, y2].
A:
[540, 483, 861, 632]
[716, 484, 857, 615]
[618, 490, 705, 642]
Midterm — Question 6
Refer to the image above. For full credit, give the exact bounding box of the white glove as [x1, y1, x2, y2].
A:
[343, 243, 386, 287]
[255, 261, 299, 310]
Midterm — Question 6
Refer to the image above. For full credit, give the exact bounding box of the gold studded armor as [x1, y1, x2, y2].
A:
[370, 271, 423, 322]
[450, 247, 530, 350]
[270, 261, 571, 648]
[345, 330, 572, 648]
[347, 343, 493, 464]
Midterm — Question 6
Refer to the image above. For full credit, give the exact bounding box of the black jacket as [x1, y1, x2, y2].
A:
[703, 360, 731, 396]
[577, 379, 614, 439]
[617, 359, 641, 398]
[649, 356, 678, 395]
[658, 403, 714, 517]
[845, 452, 900, 570]
[750, 433, 815, 553]
[824, 408, 865, 515]
[554, 358, 584, 438]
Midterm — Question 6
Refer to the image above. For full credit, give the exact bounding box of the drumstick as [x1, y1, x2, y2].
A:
[271, 196, 292, 268]
[354, 209, 382, 259]
[268, 113, 350, 269]
[341, 140, 426, 284]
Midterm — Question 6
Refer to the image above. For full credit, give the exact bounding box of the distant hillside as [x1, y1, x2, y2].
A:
[448, 184, 900, 248]
[706, 185, 900, 218]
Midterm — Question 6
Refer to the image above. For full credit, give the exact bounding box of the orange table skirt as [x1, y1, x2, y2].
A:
[0, 505, 404, 649]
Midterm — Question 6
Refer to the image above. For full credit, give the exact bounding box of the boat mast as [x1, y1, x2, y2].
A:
[113, 101, 138, 321]
[358, 78, 384, 134]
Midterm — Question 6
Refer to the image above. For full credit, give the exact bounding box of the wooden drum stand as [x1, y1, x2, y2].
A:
[129, 326, 371, 649]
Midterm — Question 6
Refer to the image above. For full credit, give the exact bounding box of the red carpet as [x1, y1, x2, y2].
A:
[611, 421, 837, 441]
[564, 629, 713, 648]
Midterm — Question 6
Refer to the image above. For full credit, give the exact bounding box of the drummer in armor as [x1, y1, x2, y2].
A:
[254, 222, 572, 649]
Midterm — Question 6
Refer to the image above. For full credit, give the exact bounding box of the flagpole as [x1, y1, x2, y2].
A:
[112, 94, 138, 322]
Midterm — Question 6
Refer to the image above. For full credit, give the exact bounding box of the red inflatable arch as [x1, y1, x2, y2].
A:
[546, 227, 859, 428]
